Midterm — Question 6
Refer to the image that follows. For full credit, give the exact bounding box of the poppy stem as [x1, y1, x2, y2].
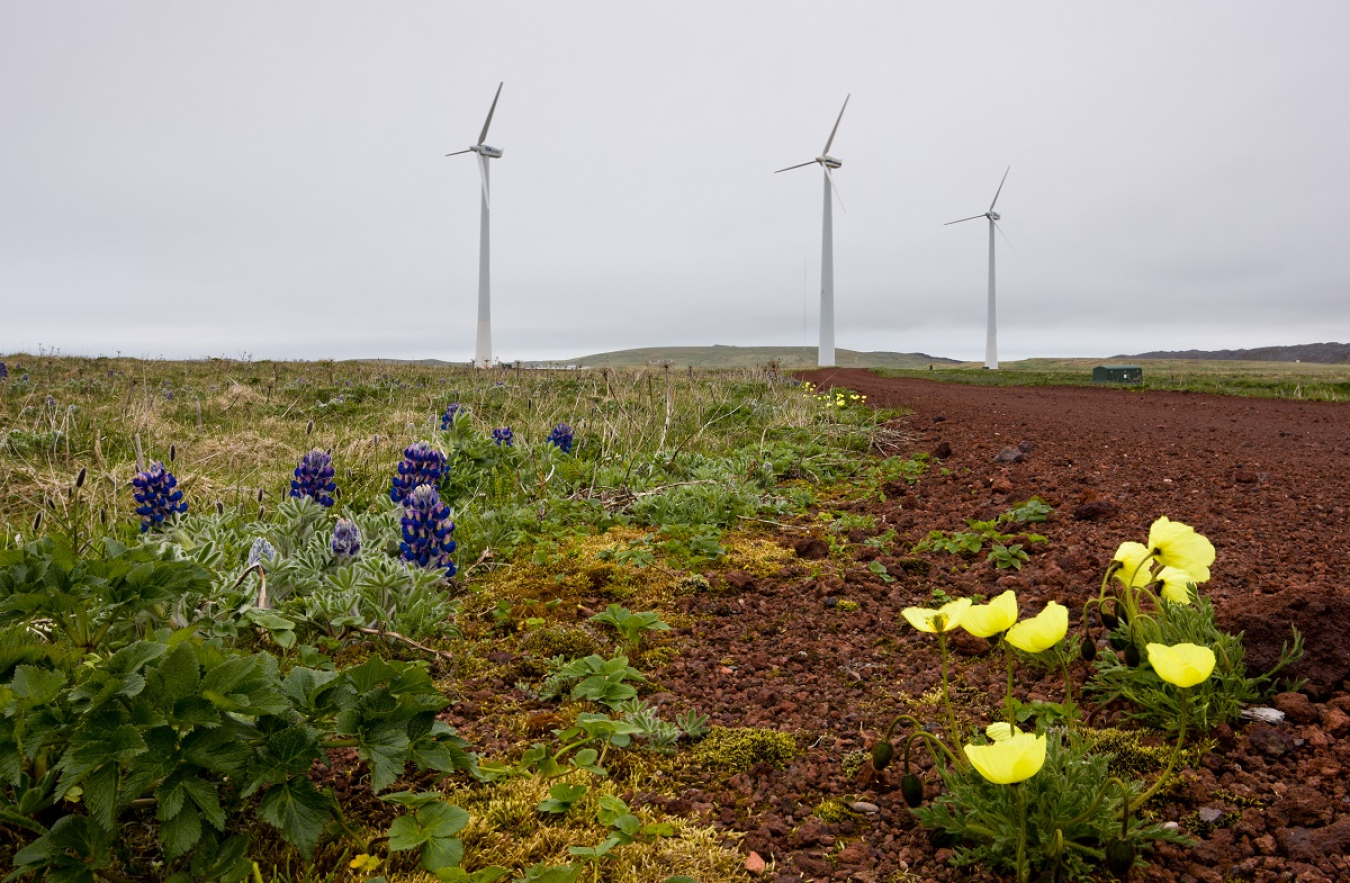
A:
[1004, 640, 1017, 725]
[902, 730, 961, 770]
[1015, 783, 1029, 883]
[938, 630, 959, 744]
[1131, 687, 1189, 811]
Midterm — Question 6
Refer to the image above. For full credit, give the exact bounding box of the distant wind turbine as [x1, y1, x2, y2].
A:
[777, 95, 850, 368]
[945, 167, 1011, 370]
[446, 83, 504, 369]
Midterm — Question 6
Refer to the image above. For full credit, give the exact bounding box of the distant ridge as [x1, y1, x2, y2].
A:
[544, 346, 960, 370]
[1116, 342, 1350, 365]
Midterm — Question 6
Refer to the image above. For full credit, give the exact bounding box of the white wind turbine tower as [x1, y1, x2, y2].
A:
[777, 95, 850, 368]
[446, 83, 504, 369]
[946, 167, 1011, 370]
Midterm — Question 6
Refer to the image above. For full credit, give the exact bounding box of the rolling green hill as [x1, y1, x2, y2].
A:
[537, 345, 959, 370]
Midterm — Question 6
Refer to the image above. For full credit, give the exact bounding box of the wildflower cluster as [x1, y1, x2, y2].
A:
[491, 426, 514, 447]
[800, 381, 866, 410]
[398, 484, 457, 577]
[331, 517, 362, 560]
[440, 402, 462, 430]
[131, 462, 187, 532]
[546, 423, 574, 453]
[289, 448, 336, 507]
[390, 440, 447, 503]
[0, 361, 7, 379]
[880, 517, 1242, 882]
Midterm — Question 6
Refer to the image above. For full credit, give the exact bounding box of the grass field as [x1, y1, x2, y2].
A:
[881, 357, 1350, 400]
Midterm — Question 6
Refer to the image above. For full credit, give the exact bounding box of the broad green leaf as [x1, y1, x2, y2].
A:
[248, 727, 321, 793]
[160, 801, 203, 860]
[9, 666, 66, 706]
[420, 834, 464, 872]
[388, 813, 431, 850]
[358, 724, 410, 793]
[258, 776, 331, 856]
[418, 802, 469, 839]
[83, 762, 119, 830]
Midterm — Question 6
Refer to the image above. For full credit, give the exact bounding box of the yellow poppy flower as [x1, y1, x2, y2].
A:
[1004, 601, 1068, 653]
[1146, 642, 1216, 688]
[902, 598, 972, 633]
[964, 729, 1047, 784]
[961, 590, 1019, 638]
[1157, 566, 1196, 604]
[1111, 541, 1154, 588]
[985, 721, 1015, 742]
[1147, 517, 1215, 583]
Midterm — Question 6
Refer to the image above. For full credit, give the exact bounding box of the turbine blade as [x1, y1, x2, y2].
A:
[478, 153, 489, 207]
[478, 82, 503, 145]
[822, 94, 850, 156]
[825, 166, 846, 213]
[775, 160, 817, 173]
[445, 148, 473, 157]
[943, 214, 985, 225]
[993, 218, 1014, 250]
[989, 165, 1010, 212]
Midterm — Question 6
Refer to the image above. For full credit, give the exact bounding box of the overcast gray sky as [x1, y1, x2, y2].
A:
[3, 2, 1348, 363]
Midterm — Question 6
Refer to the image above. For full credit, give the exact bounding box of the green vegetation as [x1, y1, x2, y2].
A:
[878, 357, 1350, 400]
[0, 355, 898, 882]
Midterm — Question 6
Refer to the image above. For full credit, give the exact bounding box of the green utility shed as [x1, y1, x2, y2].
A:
[1092, 365, 1143, 384]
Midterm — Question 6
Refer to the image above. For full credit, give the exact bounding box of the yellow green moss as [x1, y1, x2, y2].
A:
[812, 798, 862, 823]
[693, 726, 799, 771]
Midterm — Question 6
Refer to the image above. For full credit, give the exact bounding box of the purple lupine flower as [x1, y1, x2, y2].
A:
[131, 462, 187, 532]
[546, 423, 574, 454]
[399, 485, 456, 577]
[44, 395, 57, 410]
[491, 427, 514, 447]
[331, 518, 362, 560]
[389, 440, 446, 504]
[440, 403, 462, 431]
[290, 448, 336, 507]
[0, 362, 7, 379]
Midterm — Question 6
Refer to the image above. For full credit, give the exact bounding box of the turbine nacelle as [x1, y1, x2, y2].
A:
[473, 144, 503, 159]
[987, 211, 1000, 221]
[817, 155, 842, 169]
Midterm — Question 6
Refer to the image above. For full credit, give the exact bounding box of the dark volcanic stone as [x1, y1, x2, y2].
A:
[1073, 499, 1119, 521]
[793, 538, 830, 560]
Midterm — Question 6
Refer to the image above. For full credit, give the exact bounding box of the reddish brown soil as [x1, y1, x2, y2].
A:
[453, 371, 1350, 883]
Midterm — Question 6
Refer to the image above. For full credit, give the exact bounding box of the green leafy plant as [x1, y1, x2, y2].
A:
[912, 730, 1188, 882]
[588, 605, 671, 652]
[987, 543, 1029, 571]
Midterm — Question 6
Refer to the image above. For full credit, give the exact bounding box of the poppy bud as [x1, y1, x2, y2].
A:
[871, 739, 894, 771]
[1124, 644, 1141, 668]
[1104, 838, 1135, 878]
[1100, 608, 1119, 630]
[1080, 637, 1098, 662]
[900, 773, 924, 807]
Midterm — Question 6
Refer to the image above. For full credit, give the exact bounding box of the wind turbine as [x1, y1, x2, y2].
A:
[446, 83, 504, 369]
[945, 167, 1010, 370]
[777, 95, 850, 368]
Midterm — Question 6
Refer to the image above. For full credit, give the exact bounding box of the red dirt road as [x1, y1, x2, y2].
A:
[661, 370, 1350, 883]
